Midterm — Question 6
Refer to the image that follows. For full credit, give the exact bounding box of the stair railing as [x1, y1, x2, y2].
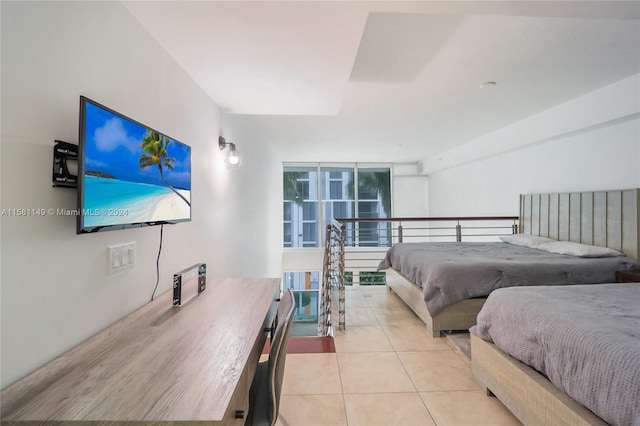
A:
[321, 215, 519, 331]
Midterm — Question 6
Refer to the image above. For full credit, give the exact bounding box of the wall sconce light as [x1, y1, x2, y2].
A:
[218, 136, 241, 168]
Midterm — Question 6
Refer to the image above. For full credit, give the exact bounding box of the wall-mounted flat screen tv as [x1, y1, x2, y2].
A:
[77, 96, 191, 234]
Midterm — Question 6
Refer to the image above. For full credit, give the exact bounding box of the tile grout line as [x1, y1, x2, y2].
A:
[367, 288, 439, 426]
[334, 347, 349, 425]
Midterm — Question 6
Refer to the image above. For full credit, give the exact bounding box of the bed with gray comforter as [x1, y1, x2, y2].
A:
[377, 242, 639, 316]
[470, 283, 640, 426]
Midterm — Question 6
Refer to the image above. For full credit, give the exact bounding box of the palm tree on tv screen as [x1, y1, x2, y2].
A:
[139, 130, 191, 207]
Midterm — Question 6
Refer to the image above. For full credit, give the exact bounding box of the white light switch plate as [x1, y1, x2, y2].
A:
[108, 242, 136, 275]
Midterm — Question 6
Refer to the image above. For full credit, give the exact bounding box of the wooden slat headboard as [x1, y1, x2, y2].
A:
[520, 189, 640, 260]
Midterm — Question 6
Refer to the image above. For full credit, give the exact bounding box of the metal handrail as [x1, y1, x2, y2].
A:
[335, 215, 518, 244]
[318, 216, 518, 334]
[321, 215, 519, 331]
[319, 221, 346, 335]
[335, 216, 520, 222]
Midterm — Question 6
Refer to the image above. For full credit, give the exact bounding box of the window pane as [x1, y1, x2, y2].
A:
[284, 166, 318, 248]
[329, 181, 342, 199]
[333, 201, 349, 218]
[357, 168, 390, 218]
[283, 165, 391, 248]
[302, 201, 317, 220]
[296, 180, 310, 199]
[358, 201, 378, 217]
[283, 271, 320, 325]
[303, 222, 317, 245]
[356, 168, 391, 246]
[283, 223, 292, 246]
[284, 169, 306, 204]
[283, 201, 292, 221]
[321, 167, 353, 203]
[284, 271, 320, 291]
[321, 167, 354, 246]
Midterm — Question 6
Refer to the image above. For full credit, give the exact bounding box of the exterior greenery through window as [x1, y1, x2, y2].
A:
[344, 271, 387, 286]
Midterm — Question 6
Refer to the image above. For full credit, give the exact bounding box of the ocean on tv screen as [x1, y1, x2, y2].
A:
[81, 100, 191, 227]
[83, 176, 190, 227]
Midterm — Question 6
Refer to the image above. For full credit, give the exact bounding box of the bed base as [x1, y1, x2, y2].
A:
[386, 269, 486, 337]
[471, 334, 607, 426]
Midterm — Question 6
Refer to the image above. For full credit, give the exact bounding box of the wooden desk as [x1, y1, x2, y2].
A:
[1, 278, 280, 424]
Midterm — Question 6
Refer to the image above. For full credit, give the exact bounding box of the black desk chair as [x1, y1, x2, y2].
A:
[246, 289, 296, 426]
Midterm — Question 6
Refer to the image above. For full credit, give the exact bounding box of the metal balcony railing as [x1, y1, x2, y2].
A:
[319, 221, 345, 336]
[320, 216, 519, 332]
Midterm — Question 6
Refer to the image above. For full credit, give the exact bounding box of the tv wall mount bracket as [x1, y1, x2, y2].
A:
[52, 140, 78, 188]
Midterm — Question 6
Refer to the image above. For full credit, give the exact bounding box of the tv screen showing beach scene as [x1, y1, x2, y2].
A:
[77, 97, 191, 233]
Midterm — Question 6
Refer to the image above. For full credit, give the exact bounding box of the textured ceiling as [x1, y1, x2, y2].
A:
[124, 1, 640, 162]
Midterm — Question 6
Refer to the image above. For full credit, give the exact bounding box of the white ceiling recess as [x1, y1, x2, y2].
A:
[123, 1, 640, 163]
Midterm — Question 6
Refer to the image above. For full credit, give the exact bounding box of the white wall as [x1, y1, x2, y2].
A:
[220, 114, 284, 278]
[425, 74, 640, 216]
[0, 1, 282, 388]
[393, 163, 428, 217]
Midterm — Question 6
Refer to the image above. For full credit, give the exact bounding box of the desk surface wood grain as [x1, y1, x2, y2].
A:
[1, 277, 280, 423]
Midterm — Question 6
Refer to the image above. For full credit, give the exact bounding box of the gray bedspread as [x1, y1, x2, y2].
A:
[470, 284, 640, 426]
[377, 242, 639, 316]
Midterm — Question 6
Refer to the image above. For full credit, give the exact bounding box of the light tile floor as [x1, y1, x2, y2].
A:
[276, 286, 523, 426]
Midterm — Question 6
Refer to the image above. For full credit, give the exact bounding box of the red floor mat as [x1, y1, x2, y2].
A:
[262, 336, 335, 354]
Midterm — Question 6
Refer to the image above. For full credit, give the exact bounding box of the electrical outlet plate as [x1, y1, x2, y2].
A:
[108, 242, 136, 275]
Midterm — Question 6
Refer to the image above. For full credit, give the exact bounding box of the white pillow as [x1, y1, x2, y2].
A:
[537, 241, 623, 258]
[500, 234, 556, 248]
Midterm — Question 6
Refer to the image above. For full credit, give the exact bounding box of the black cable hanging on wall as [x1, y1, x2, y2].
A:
[151, 224, 164, 301]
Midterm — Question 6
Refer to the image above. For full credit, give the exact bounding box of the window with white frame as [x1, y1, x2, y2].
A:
[283, 164, 391, 248]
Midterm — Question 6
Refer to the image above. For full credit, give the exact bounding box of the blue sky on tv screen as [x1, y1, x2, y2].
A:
[83, 101, 191, 190]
